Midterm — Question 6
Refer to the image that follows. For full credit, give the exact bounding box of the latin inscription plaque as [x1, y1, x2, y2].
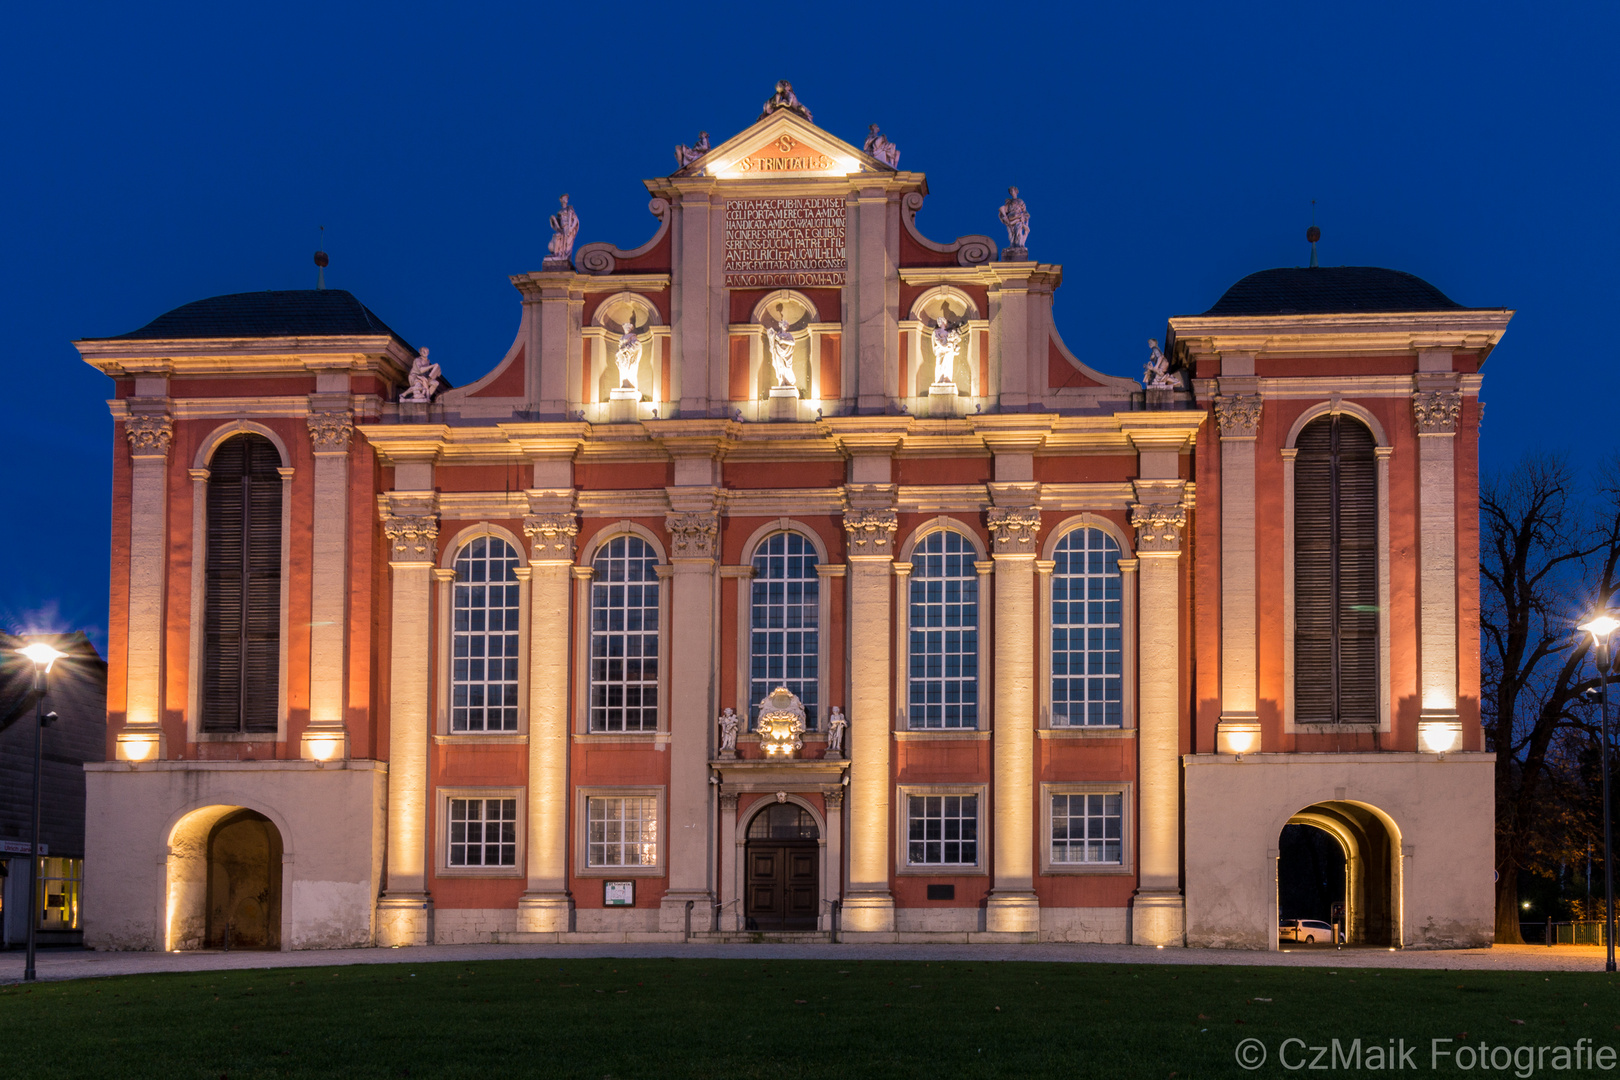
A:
[724, 197, 846, 288]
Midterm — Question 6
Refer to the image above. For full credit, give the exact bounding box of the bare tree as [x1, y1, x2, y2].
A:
[1481, 455, 1620, 942]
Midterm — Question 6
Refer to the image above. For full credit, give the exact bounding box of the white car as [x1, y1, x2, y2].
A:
[1280, 918, 1336, 944]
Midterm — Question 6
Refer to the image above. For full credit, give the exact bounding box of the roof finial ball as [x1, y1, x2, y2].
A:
[314, 225, 329, 290]
[1306, 201, 1320, 268]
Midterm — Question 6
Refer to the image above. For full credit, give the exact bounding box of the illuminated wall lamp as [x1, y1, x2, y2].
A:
[301, 730, 346, 763]
[117, 732, 158, 762]
[1216, 720, 1261, 756]
[1418, 719, 1463, 754]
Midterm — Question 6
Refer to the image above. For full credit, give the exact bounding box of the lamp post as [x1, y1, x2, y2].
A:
[1578, 613, 1620, 973]
[15, 641, 65, 983]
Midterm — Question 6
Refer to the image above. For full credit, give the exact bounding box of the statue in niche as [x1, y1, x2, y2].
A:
[717, 708, 740, 755]
[864, 124, 900, 168]
[998, 186, 1030, 251]
[547, 194, 579, 264]
[675, 131, 710, 169]
[399, 348, 441, 402]
[826, 706, 847, 757]
[614, 321, 642, 390]
[759, 80, 812, 122]
[929, 315, 965, 387]
[766, 317, 798, 389]
[1143, 338, 1177, 390]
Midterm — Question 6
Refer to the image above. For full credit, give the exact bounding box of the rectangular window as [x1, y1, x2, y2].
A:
[907, 794, 978, 866]
[34, 857, 82, 931]
[748, 532, 820, 728]
[447, 798, 517, 867]
[589, 537, 660, 732]
[587, 796, 659, 867]
[908, 531, 979, 729]
[1050, 793, 1123, 865]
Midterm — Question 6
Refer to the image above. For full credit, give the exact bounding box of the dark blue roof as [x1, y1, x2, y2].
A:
[94, 290, 413, 350]
[1202, 267, 1476, 316]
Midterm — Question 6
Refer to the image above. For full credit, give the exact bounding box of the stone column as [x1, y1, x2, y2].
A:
[117, 411, 173, 761]
[375, 495, 438, 946]
[842, 508, 898, 932]
[853, 188, 896, 411]
[302, 408, 354, 760]
[517, 512, 578, 932]
[1213, 393, 1263, 755]
[718, 790, 739, 931]
[1129, 495, 1188, 946]
[822, 783, 845, 933]
[1414, 385, 1464, 752]
[986, 508, 1041, 933]
[659, 511, 719, 931]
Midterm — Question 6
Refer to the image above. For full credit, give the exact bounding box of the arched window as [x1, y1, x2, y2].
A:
[201, 433, 282, 733]
[748, 532, 819, 729]
[1050, 528, 1123, 727]
[451, 536, 522, 732]
[590, 536, 660, 732]
[908, 530, 979, 729]
[1294, 414, 1378, 723]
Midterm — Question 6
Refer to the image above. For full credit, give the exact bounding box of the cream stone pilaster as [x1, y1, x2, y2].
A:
[822, 783, 845, 932]
[985, 507, 1041, 932]
[517, 510, 578, 932]
[1414, 382, 1463, 749]
[852, 188, 896, 410]
[842, 506, 898, 931]
[660, 508, 720, 930]
[1129, 489, 1188, 946]
[302, 407, 354, 760]
[673, 187, 718, 416]
[1213, 389, 1263, 754]
[718, 791, 740, 931]
[117, 410, 173, 761]
[376, 492, 439, 946]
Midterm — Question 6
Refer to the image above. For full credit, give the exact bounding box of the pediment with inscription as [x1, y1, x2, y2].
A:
[683, 113, 880, 180]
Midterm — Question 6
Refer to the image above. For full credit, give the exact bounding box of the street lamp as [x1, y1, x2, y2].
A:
[15, 640, 64, 983]
[1578, 612, 1620, 973]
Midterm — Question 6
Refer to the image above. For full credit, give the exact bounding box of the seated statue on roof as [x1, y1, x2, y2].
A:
[400, 348, 441, 403]
[759, 80, 812, 122]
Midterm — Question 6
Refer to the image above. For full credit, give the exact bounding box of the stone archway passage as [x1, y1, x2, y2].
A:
[1283, 801, 1398, 947]
[204, 809, 282, 949]
[744, 804, 819, 931]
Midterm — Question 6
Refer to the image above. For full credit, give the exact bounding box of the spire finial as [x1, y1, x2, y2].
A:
[1306, 201, 1320, 268]
[314, 226, 329, 289]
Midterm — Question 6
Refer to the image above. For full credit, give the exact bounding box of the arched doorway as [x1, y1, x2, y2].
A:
[745, 803, 819, 931]
[166, 805, 284, 950]
[1279, 801, 1398, 947]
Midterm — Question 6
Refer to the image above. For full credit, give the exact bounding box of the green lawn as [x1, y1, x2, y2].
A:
[4, 958, 1617, 1079]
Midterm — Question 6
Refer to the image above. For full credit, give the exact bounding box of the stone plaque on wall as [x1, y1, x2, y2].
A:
[724, 197, 846, 288]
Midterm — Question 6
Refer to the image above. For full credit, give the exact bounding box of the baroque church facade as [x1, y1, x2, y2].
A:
[79, 86, 1507, 950]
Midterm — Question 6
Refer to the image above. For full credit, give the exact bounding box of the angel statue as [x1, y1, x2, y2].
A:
[929, 315, 964, 386]
[547, 194, 579, 264]
[675, 131, 710, 169]
[767, 318, 797, 388]
[998, 186, 1030, 252]
[864, 124, 900, 168]
[826, 706, 848, 757]
[759, 80, 811, 122]
[1142, 338, 1178, 390]
[399, 347, 441, 403]
[717, 707, 740, 755]
[614, 321, 642, 390]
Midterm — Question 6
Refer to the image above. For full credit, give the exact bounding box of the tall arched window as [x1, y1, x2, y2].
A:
[908, 530, 979, 729]
[201, 433, 282, 733]
[749, 532, 819, 729]
[1050, 528, 1123, 727]
[590, 536, 660, 732]
[451, 536, 522, 732]
[1294, 413, 1378, 723]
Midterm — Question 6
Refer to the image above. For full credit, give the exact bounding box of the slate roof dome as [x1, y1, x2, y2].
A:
[1201, 267, 1472, 316]
[95, 289, 413, 350]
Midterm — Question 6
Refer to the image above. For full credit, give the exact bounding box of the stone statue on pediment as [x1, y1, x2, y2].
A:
[1143, 338, 1177, 390]
[759, 80, 812, 122]
[930, 316, 964, 387]
[998, 186, 1030, 256]
[675, 131, 710, 169]
[399, 348, 441, 403]
[864, 124, 900, 168]
[547, 194, 579, 265]
[767, 318, 798, 388]
[614, 321, 642, 390]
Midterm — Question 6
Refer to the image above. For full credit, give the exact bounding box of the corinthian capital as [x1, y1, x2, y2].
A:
[842, 508, 898, 555]
[306, 410, 354, 453]
[523, 512, 579, 560]
[986, 507, 1042, 556]
[1130, 502, 1188, 554]
[383, 513, 440, 561]
[124, 414, 174, 457]
[1213, 394, 1263, 439]
[665, 512, 719, 560]
[1412, 391, 1462, 435]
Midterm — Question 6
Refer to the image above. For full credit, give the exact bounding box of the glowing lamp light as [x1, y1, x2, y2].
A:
[17, 641, 66, 673]
[308, 736, 340, 762]
[1418, 721, 1463, 754]
[1579, 614, 1620, 643]
[122, 735, 157, 762]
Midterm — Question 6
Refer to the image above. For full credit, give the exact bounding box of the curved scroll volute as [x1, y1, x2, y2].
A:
[902, 192, 997, 267]
[575, 198, 672, 275]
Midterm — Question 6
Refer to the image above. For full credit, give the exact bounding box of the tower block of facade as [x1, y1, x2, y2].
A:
[79, 89, 1508, 950]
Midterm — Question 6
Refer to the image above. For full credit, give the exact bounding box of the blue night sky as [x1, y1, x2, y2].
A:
[2, 1, 1613, 650]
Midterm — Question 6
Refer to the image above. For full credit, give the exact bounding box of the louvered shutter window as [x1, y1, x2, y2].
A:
[202, 434, 283, 733]
[1294, 415, 1378, 724]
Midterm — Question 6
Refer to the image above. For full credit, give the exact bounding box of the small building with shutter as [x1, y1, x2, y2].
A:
[75, 88, 1508, 951]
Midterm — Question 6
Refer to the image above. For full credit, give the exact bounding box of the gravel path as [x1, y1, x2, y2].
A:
[0, 942, 1608, 985]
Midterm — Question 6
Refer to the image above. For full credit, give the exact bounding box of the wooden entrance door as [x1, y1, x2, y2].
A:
[744, 803, 820, 932]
